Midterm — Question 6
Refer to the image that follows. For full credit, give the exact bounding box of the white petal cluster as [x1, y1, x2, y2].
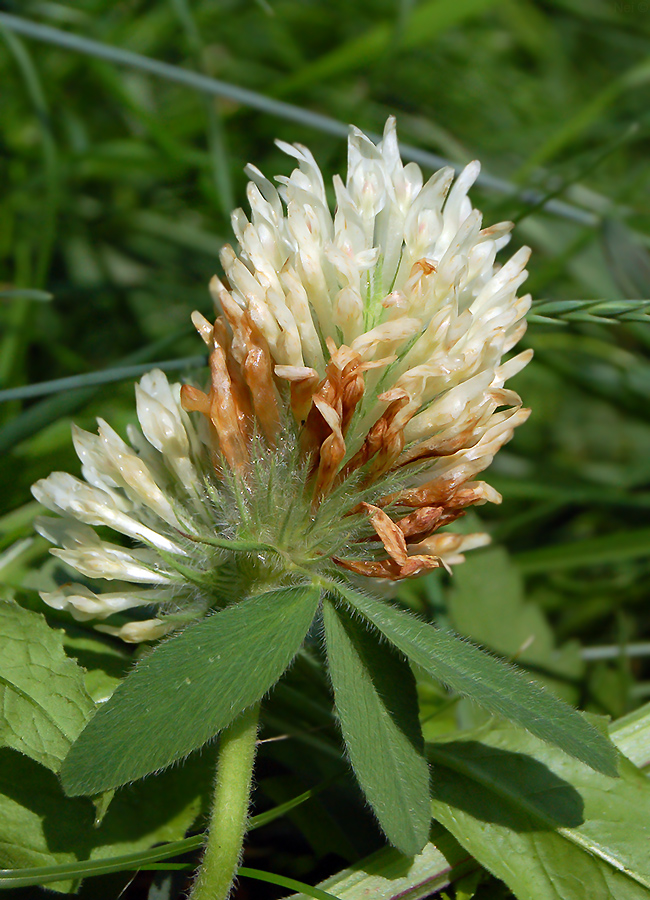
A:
[32, 371, 204, 641]
[218, 117, 531, 484]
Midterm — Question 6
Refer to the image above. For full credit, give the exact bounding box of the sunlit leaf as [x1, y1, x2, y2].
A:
[332, 582, 617, 777]
[428, 720, 650, 900]
[0, 601, 94, 772]
[61, 585, 320, 795]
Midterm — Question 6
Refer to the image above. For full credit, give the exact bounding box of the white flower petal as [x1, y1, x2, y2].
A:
[96, 618, 174, 643]
[40, 583, 167, 621]
[52, 545, 173, 583]
[32, 473, 186, 555]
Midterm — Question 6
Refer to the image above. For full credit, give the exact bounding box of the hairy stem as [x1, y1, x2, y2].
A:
[190, 703, 260, 900]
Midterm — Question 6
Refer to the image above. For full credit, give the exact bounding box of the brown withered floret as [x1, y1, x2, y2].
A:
[184, 299, 522, 580]
[212, 279, 281, 445]
[334, 503, 442, 579]
[180, 343, 249, 474]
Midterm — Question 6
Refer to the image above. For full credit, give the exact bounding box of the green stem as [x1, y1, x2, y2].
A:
[190, 703, 260, 900]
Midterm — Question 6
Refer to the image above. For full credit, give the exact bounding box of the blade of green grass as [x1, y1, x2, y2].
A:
[0, 26, 59, 394]
[0, 12, 598, 225]
[516, 55, 650, 179]
[0, 780, 327, 888]
[271, 0, 498, 96]
[514, 527, 650, 574]
[0, 327, 193, 454]
[528, 298, 650, 325]
[169, 0, 234, 217]
[0, 289, 52, 302]
[0, 25, 58, 287]
[238, 867, 341, 900]
[0, 355, 206, 403]
[510, 123, 639, 227]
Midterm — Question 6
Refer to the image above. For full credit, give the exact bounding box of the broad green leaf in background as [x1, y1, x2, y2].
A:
[322, 599, 430, 857]
[0, 749, 96, 894]
[427, 720, 650, 900]
[61, 630, 129, 704]
[0, 745, 212, 893]
[610, 701, 650, 770]
[332, 583, 618, 777]
[258, 775, 357, 862]
[61, 585, 321, 795]
[447, 547, 583, 702]
[0, 600, 94, 772]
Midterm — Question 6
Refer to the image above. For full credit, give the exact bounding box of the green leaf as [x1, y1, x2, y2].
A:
[0, 749, 94, 892]
[332, 582, 617, 777]
[260, 774, 356, 861]
[0, 601, 94, 772]
[448, 547, 583, 702]
[322, 599, 430, 856]
[0, 744, 213, 893]
[61, 585, 320, 795]
[427, 720, 650, 900]
[611, 701, 650, 770]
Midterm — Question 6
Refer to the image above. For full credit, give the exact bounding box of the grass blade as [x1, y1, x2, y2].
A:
[0, 12, 598, 225]
[0, 355, 206, 403]
[238, 867, 341, 900]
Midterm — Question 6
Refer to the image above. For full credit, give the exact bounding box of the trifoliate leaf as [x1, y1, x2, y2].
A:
[61, 585, 320, 795]
[332, 583, 618, 777]
[322, 599, 430, 856]
[0, 601, 94, 772]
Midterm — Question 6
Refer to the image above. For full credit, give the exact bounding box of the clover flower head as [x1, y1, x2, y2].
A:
[33, 118, 532, 641]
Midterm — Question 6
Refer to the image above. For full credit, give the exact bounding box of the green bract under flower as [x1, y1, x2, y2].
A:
[32, 118, 531, 641]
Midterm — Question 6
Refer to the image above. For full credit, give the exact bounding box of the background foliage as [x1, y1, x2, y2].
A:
[1, 0, 650, 898]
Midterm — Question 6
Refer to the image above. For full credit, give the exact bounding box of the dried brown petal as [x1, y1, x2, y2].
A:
[275, 365, 321, 424]
[213, 279, 281, 444]
[312, 395, 345, 499]
[396, 506, 445, 543]
[181, 345, 250, 473]
[396, 426, 479, 468]
[206, 345, 250, 472]
[381, 478, 502, 511]
[333, 552, 441, 580]
[213, 317, 254, 430]
[344, 388, 412, 481]
[179, 384, 210, 416]
[360, 502, 408, 565]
